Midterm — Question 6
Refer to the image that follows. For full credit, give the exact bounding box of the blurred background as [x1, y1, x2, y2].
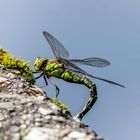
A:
[0, 1, 140, 139]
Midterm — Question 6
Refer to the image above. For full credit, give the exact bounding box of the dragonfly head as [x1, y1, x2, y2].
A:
[34, 57, 48, 71]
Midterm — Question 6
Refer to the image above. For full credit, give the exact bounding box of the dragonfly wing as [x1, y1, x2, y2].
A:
[64, 59, 124, 87]
[68, 57, 110, 67]
[62, 59, 87, 73]
[43, 31, 69, 59]
[85, 73, 125, 88]
[76, 70, 124, 87]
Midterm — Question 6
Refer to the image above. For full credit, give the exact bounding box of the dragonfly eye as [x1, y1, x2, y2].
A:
[34, 57, 48, 71]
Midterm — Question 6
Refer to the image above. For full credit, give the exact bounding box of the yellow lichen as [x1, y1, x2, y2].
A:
[51, 98, 69, 110]
[0, 49, 35, 84]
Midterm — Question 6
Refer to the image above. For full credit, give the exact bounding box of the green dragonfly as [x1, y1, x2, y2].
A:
[34, 31, 125, 121]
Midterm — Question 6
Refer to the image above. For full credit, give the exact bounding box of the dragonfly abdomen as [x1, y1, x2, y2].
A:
[60, 70, 97, 120]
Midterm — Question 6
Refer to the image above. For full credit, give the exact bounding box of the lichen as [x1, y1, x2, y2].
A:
[51, 98, 69, 111]
[0, 49, 35, 84]
[0, 49, 70, 113]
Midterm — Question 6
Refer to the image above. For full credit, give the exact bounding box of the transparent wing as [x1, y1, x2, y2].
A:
[68, 57, 110, 67]
[85, 73, 125, 88]
[43, 31, 69, 59]
[62, 59, 87, 74]
[63, 59, 125, 88]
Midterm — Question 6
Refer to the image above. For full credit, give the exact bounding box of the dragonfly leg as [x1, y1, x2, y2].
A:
[34, 72, 44, 79]
[25, 72, 44, 83]
[43, 75, 48, 85]
[48, 77, 60, 98]
[32, 71, 41, 74]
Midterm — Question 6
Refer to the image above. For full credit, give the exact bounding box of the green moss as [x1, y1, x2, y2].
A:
[0, 49, 35, 84]
[51, 98, 69, 110]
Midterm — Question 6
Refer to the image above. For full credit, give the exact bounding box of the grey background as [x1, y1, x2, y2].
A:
[0, 1, 140, 139]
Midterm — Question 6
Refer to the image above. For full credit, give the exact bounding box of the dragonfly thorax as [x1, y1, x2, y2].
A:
[34, 57, 65, 78]
[34, 57, 48, 71]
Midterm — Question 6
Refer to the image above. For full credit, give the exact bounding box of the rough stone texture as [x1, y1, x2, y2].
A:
[0, 64, 103, 140]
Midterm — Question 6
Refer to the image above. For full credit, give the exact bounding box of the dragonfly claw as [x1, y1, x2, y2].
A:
[56, 86, 60, 98]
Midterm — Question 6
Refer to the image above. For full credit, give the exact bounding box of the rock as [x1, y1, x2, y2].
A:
[0, 65, 103, 140]
[0, 77, 8, 84]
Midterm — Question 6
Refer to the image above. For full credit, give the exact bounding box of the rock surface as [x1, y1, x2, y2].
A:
[0, 64, 103, 140]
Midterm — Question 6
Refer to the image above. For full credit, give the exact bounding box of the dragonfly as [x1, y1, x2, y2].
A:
[34, 31, 125, 121]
